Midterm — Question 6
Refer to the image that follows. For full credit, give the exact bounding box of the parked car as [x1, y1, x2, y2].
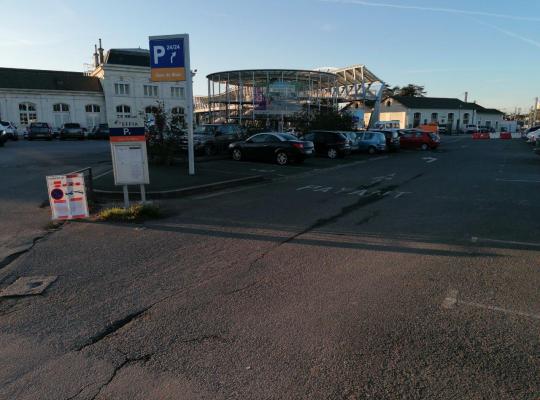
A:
[355, 131, 387, 154]
[59, 123, 84, 140]
[301, 131, 351, 159]
[27, 122, 53, 140]
[0, 121, 19, 140]
[229, 132, 314, 165]
[88, 124, 110, 140]
[340, 131, 360, 152]
[526, 130, 540, 145]
[182, 124, 243, 155]
[0, 129, 7, 146]
[374, 129, 400, 151]
[399, 129, 440, 150]
[463, 124, 478, 134]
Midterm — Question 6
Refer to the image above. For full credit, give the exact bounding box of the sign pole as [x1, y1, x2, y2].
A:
[185, 36, 195, 175]
[123, 185, 129, 208]
[140, 184, 146, 203]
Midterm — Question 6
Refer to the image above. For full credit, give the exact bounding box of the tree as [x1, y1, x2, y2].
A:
[397, 84, 426, 97]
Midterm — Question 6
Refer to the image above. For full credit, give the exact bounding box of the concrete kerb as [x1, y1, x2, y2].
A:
[93, 175, 268, 200]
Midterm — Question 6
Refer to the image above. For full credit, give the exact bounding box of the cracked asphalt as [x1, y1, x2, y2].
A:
[1, 136, 540, 399]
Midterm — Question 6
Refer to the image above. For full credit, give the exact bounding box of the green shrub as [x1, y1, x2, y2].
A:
[98, 204, 162, 222]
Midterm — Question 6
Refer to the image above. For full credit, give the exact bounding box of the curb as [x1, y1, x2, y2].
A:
[93, 175, 268, 199]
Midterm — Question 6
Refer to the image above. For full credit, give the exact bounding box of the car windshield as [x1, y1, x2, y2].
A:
[32, 123, 47, 127]
[0, 121, 9, 127]
[64, 123, 80, 128]
[276, 133, 297, 141]
[194, 126, 215, 135]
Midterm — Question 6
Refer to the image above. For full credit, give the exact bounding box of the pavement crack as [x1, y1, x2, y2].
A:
[77, 307, 149, 351]
[224, 281, 259, 296]
[356, 210, 380, 226]
[89, 353, 152, 400]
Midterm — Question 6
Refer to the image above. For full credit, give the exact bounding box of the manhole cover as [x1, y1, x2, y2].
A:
[0, 276, 57, 297]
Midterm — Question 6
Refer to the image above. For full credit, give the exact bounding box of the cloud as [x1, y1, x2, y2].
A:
[321, 0, 540, 22]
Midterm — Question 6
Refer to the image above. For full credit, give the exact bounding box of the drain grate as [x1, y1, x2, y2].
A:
[0, 276, 57, 297]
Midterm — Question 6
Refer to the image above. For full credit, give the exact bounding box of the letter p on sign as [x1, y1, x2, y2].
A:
[153, 45, 165, 64]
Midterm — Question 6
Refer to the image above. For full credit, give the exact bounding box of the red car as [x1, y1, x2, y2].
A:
[398, 129, 440, 150]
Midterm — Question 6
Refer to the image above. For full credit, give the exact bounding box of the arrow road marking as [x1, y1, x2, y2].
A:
[422, 157, 438, 163]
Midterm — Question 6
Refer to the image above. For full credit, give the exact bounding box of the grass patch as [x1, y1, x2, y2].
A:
[98, 204, 162, 222]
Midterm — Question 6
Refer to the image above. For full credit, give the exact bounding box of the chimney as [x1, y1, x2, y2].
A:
[98, 38, 104, 65]
[93, 44, 99, 67]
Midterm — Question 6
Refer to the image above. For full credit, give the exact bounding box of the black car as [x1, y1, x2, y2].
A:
[27, 122, 53, 140]
[182, 124, 244, 155]
[60, 123, 84, 140]
[0, 130, 7, 146]
[89, 124, 109, 140]
[301, 130, 351, 159]
[229, 132, 314, 165]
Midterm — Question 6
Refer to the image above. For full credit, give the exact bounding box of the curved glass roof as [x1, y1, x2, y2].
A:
[207, 69, 338, 88]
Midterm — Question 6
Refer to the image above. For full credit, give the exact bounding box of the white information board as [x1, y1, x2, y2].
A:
[111, 142, 150, 185]
[46, 174, 89, 220]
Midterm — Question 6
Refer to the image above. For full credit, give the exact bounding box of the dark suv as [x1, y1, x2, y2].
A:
[27, 122, 53, 140]
[60, 123, 84, 140]
[182, 124, 244, 155]
[302, 131, 351, 158]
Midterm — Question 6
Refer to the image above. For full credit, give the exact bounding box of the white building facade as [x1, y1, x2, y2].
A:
[0, 46, 187, 131]
[378, 96, 505, 131]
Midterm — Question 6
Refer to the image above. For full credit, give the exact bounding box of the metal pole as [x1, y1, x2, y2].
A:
[239, 71, 243, 126]
[140, 184, 146, 203]
[123, 185, 129, 208]
[534, 97, 539, 125]
[208, 78, 212, 124]
[185, 36, 195, 175]
[226, 73, 230, 122]
[252, 71, 256, 123]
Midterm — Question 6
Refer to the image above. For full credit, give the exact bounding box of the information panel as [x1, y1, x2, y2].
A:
[46, 174, 89, 220]
[110, 142, 150, 185]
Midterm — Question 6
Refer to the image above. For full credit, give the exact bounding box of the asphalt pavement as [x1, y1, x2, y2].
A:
[0, 139, 111, 267]
[1, 136, 539, 399]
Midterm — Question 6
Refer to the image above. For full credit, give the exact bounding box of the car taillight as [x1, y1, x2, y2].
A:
[292, 143, 304, 149]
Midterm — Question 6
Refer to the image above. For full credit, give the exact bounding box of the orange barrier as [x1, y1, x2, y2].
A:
[500, 132, 512, 140]
[472, 132, 490, 139]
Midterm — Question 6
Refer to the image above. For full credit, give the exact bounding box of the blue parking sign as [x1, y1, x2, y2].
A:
[149, 35, 186, 81]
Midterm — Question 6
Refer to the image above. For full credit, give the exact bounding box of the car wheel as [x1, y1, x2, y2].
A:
[327, 148, 338, 159]
[368, 146, 376, 155]
[232, 148, 242, 161]
[276, 151, 288, 165]
[204, 145, 215, 156]
[421, 143, 428, 151]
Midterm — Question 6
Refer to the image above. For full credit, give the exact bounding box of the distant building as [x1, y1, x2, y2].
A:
[378, 96, 505, 131]
[0, 41, 187, 131]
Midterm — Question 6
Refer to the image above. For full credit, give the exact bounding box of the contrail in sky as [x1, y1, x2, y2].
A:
[472, 18, 540, 49]
[321, 0, 540, 22]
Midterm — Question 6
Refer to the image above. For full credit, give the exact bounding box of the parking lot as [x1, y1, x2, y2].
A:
[1, 135, 540, 398]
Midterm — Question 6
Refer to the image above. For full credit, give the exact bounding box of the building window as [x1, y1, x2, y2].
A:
[144, 106, 158, 123]
[448, 113, 454, 123]
[85, 104, 101, 129]
[52, 103, 71, 127]
[386, 100, 392, 107]
[116, 105, 131, 119]
[19, 102, 37, 125]
[144, 85, 158, 97]
[431, 113, 438, 123]
[85, 104, 101, 113]
[171, 86, 185, 99]
[171, 106, 185, 127]
[114, 83, 130, 96]
[463, 113, 470, 125]
[485, 121, 491, 128]
[413, 112, 421, 128]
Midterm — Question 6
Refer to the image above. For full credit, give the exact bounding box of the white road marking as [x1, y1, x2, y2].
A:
[442, 289, 540, 320]
[422, 157, 438, 163]
[470, 236, 540, 248]
[496, 178, 540, 183]
[441, 289, 458, 309]
[393, 191, 412, 199]
[194, 183, 270, 199]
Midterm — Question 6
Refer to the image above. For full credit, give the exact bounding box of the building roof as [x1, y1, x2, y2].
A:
[391, 96, 504, 114]
[105, 48, 150, 67]
[391, 96, 467, 109]
[0, 67, 102, 92]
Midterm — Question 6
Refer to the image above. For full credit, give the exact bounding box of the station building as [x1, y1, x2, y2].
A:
[0, 41, 187, 131]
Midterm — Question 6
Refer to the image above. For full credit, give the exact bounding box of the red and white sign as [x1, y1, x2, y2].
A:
[46, 174, 89, 220]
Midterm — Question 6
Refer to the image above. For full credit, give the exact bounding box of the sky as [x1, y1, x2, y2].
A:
[1, 0, 540, 113]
